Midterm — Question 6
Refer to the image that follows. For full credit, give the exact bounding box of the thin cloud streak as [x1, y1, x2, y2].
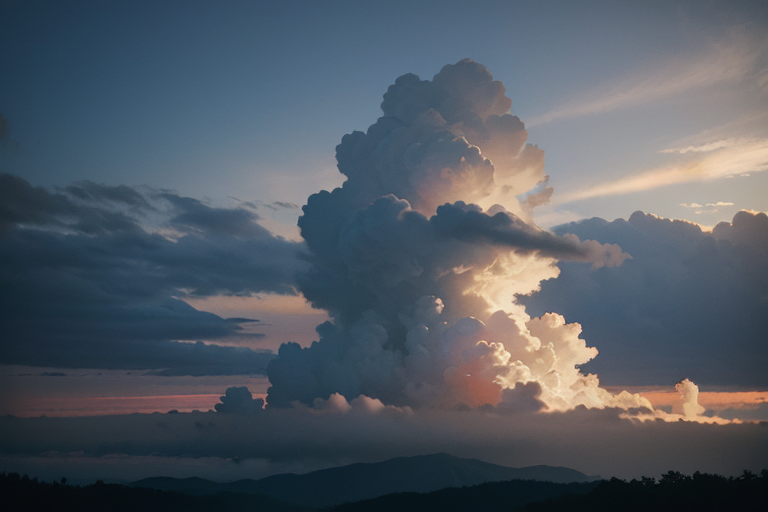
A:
[679, 201, 734, 215]
[554, 137, 768, 205]
[661, 139, 738, 154]
[527, 36, 761, 127]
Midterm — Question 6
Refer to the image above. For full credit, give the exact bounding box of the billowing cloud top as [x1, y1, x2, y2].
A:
[267, 60, 637, 412]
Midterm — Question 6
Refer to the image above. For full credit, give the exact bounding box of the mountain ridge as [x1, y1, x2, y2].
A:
[131, 452, 600, 508]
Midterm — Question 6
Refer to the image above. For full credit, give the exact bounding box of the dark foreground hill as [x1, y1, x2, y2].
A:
[0, 473, 310, 512]
[328, 470, 768, 512]
[131, 452, 598, 508]
[522, 470, 767, 512]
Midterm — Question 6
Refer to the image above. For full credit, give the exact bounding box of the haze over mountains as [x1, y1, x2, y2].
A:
[131, 453, 599, 508]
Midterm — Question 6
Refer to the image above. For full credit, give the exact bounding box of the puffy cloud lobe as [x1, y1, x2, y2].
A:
[309, 393, 402, 415]
[520, 210, 768, 386]
[269, 60, 638, 412]
[673, 379, 706, 418]
[334, 59, 546, 220]
[0, 174, 304, 373]
[215, 386, 265, 413]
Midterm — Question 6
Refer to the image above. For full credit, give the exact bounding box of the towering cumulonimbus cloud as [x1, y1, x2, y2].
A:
[267, 59, 640, 411]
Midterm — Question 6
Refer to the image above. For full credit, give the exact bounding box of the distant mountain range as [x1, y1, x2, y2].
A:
[131, 453, 600, 508]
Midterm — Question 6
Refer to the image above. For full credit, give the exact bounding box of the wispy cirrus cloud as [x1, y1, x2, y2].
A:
[527, 35, 764, 127]
[661, 139, 738, 155]
[555, 137, 768, 204]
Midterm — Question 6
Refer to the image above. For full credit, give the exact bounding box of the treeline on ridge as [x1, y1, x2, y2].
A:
[0, 473, 310, 512]
[1, 469, 766, 512]
[522, 469, 767, 512]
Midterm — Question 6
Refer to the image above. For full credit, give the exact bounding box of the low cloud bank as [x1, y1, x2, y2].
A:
[0, 403, 765, 481]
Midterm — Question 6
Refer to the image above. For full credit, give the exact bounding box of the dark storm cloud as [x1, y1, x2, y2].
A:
[214, 386, 265, 413]
[0, 173, 82, 230]
[159, 192, 270, 238]
[519, 210, 768, 386]
[430, 201, 628, 267]
[0, 174, 304, 373]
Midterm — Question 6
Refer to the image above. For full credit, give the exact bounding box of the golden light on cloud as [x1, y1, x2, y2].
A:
[605, 384, 768, 423]
[640, 390, 768, 410]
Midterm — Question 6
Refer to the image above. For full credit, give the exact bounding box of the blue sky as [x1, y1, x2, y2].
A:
[3, 0, 766, 231]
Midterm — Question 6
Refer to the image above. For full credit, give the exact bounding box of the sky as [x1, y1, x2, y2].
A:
[1, 0, 767, 483]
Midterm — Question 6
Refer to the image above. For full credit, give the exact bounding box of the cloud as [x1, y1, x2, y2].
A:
[520, 210, 768, 386]
[0, 173, 83, 231]
[159, 193, 270, 238]
[0, 404, 766, 481]
[660, 139, 739, 155]
[555, 137, 768, 204]
[673, 379, 706, 418]
[267, 60, 640, 413]
[64, 181, 154, 209]
[271, 201, 299, 210]
[527, 35, 763, 126]
[430, 201, 629, 267]
[679, 201, 734, 215]
[0, 174, 305, 373]
[214, 386, 265, 413]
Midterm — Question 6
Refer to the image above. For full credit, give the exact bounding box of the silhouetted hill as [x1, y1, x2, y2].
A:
[326, 478, 600, 512]
[522, 470, 767, 512]
[0, 472, 311, 512]
[6, 469, 765, 512]
[132, 453, 599, 508]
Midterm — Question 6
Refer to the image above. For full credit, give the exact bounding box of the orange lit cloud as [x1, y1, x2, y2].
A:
[604, 384, 768, 418]
[640, 390, 768, 410]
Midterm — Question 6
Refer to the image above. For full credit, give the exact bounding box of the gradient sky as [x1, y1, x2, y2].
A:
[1, 0, 767, 483]
[3, 0, 767, 229]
